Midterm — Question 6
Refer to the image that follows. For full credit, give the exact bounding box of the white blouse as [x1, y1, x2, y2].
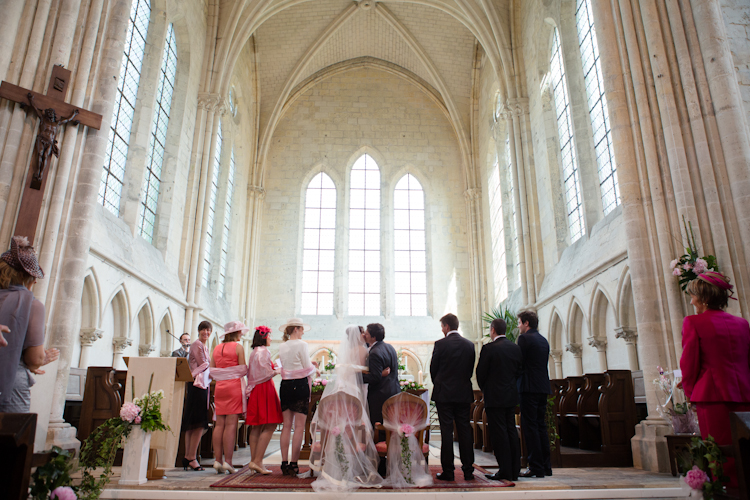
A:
[278, 339, 313, 375]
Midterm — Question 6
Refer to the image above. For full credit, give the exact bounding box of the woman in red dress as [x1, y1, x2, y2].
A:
[245, 325, 283, 474]
[680, 271, 750, 488]
[210, 321, 248, 474]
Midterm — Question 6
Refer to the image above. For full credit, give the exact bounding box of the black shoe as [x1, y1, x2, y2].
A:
[464, 470, 475, 481]
[545, 469, 553, 476]
[280, 461, 289, 476]
[182, 457, 204, 471]
[436, 472, 455, 481]
[519, 469, 544, 478]
[289, 462, 300, 476]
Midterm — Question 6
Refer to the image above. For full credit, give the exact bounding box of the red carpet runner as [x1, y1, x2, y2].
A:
[211, 464, 511, 490]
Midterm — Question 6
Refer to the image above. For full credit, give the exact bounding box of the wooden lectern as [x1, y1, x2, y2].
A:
[123, 357, 192, 474]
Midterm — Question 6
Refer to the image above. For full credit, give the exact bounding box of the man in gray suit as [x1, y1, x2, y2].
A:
[171, 333, 190, 358]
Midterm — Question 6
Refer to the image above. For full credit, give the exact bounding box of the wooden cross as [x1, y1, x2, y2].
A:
[0, 65, 102, 244]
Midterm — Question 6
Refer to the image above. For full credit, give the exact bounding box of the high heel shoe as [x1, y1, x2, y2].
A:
[249, 462, 271, 474]
[222, 461, 236, 474]
[213, 461, 225, 474]
[182, 457, 204, 471]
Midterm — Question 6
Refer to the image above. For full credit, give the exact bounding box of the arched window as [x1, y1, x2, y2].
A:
[488, 158, 508, 303]
[348, 155, 380, 316]
[99, 0, 151, 216]
[394, 174, 427, 316]
[203, 121, 222, 287]
[550, 28, 585, 242]
[576, 0, 619, 214]
[138, 23, 177, 242]
[218, 149, 236, 299]
[506, 135, 521, 287]
[301, 173, 336, 315]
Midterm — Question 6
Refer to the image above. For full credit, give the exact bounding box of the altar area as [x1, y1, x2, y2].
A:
[93, 436, 690, 500]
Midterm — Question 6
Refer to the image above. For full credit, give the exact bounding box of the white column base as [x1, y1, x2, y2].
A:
[46, 420, 81, 455]
[631, 418, 672, 473]
[119, 427, 151, 485]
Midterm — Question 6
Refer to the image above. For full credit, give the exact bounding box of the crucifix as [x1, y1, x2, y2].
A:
[0, 65, 102, 244]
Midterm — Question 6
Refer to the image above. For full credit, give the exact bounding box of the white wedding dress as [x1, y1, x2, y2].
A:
[309, 325, 383, 492]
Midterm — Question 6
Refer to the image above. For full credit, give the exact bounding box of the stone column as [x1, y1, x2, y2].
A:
[615, 326, 639, 371]
[138, 344, 156, 357]
[588, 337, 608, 371]
[550, 349, 563, 379]
[565, 343, 583, 375]
[464, 187, 486, 340]
[78, 328, 103, 368]
[242, 186, 266, 325]
[113, 337, 132, 369]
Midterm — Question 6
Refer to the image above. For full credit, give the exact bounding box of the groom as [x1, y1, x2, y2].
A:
[362, 323, 400, 474]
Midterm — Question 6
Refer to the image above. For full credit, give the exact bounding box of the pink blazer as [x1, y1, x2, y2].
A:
[680, 309, 750, 403]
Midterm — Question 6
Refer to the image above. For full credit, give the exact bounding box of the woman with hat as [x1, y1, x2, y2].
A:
[0, 236, 59, 412]
[278, 318, 317, 476]
[245, 325, 282, 474]
[680, 271, 750, 487]
[209, 321, 249, 474]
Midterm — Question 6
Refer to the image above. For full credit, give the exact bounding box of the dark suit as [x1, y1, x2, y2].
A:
[171, 347, 189, 358]
[362, 340, 400, 427]
[430, 331, 476, 476]
[518, 329, 552, 476]
[476, 336, 523, 480]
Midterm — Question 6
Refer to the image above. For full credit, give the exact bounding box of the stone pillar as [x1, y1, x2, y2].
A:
[550, 349, 563, 379]
[615, 326, 639, 371]
[113, 337, 132, 369]
[78, 328, 103, 368]
[464, 187, 486, 340]
[565, 343, 582, 375]
[242, 186, 266, 325]
[588, 337, 608, 371]
[138, 344, 156, 357]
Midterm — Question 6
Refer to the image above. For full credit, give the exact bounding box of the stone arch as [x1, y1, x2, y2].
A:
[616, 267, 637, 328]
[387, 165, 432, 208]
[565, 298, 587, 345]
[397, 348, 423, 379]
[310, 347, 334, 374]
[104, 286, 130, 340]
[590, 284, 617, 371]
[81, 270, 101, 331]
[549, 307, 565, 351]
[158, 309, 174, 355]
[134, 299, 155, 352]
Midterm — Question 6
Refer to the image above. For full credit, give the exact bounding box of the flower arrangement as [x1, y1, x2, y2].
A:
[311, 378, 328, 393]
[398, 425, 414, 484]
[670, 218, 719, 292]
[678, 436, 728, 499]
[77, 374, 169, 500]
[30, 447, 76, 500]
[399, 380, 425, 392]
[396, 350, 407, 371]
[332, 428, 350, 477]
[653, 366, 699, 434]
[324, 348, 336, 372]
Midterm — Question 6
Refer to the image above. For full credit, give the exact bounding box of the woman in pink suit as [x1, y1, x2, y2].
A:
[680, 271, 750, 488]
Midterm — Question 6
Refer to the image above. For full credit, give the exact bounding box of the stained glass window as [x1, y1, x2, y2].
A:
[301, 173, 336, 315]
[394, 174, 427, 316]
[348, 155, 380, 316]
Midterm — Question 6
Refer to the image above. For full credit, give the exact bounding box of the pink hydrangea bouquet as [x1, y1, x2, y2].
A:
[399, 424, 415, 436]
[50, 486, 77, 500]
[670, 218, 718, 291]
[684, 465, 709, 490]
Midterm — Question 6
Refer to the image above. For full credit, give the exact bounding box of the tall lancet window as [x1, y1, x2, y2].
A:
[99, 0, 151, 216]
[550, 28, 585, 242]
[506, 136, 521, 286]
[348, 155, 380, 316]
[488, 159, 508, 303]
[576, 0, 619, 214]
[203, 121, 222, 287]
[394, 174, 427, 316]
[218, 150, 236, 299]
[301, 173, 336, 315]
[138, 23, 177, 242]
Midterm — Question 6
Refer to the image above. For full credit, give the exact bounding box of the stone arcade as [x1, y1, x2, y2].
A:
[0, 0, 748, 496]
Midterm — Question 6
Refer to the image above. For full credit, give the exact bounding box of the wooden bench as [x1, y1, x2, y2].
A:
[558, 376, 584, 448]
[577, 373, 606, 450]
[598, 370, 637, 460]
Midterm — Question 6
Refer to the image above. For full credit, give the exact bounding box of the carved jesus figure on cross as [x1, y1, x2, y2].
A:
[26, 92, 79, 188]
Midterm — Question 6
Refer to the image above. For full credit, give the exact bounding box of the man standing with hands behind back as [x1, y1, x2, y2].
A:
[430, 313, 476, 481]
[517, 310, 552, 478]
[476, 318, 522, 487]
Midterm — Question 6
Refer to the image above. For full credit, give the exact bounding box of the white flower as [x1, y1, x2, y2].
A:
[669, 259, 679, 269]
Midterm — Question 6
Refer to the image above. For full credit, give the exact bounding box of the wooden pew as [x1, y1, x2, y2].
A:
[577, 373, 606, 450]
[549, 379, 565, 467]
[730, 411, 750, 500]
[469, 390, 483, 449]
[558, 376, 584, 448]
[0, 413, 36, 500]
[77, 367, 125, 442]
[598, 370, 637, 461]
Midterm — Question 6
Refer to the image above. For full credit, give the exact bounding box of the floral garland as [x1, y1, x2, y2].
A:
[670, 217, 719, 291]
[324, 348, 337, 372]
[399, 424, 414, 484]
[331, 426, 349, 477]
[399, 380, 425, 392]
[311, 378, 328, 393]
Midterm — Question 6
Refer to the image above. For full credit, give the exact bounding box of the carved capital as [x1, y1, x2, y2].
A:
[565, 343, 582, 356]
[463, 188, 480, 202]
[138, 344, 156, 357]
[80, 328, 104, 347]
[588, 337, 607, 351]
[160, 350, 172, 357]
[506, 97, 529, 116]
[113, 337, 132, 353]
[197, 92, 226, 114]
[496, 103, 512, 122]
[615, 326, 638, 344]
[550, 349, 563, 361]
[249, 185, 266, 199]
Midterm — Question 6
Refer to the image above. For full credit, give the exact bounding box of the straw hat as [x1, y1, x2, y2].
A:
[220, 320, 250, 340]
[279, 317, 311, 333]
[1, 236, 44, 278]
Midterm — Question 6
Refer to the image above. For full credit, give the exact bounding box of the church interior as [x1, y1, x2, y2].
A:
[0, 0, 749, 497]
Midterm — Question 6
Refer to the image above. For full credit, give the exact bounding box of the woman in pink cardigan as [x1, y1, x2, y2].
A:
[680, 271, 750, 487]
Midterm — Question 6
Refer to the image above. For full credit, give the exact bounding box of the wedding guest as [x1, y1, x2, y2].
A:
[517, 310, 552, 478]
[181, 320, 212, 472]
[245, 325, 282, 474]
[171, 333, 190, 357]
[680, 272, 750, 488]
[430, 313, 475, 481]
[278, 318, 317, 476]
[0, 236, 59, 413]
[476, 318, 522, 487]
[210, 321, 248, 474]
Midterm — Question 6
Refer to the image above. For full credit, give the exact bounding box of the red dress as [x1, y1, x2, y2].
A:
[213, 342, 244, 416]
[246, 347, 283, 425]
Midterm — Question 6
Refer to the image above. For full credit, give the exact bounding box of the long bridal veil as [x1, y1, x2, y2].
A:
[309, 325, 383, 492]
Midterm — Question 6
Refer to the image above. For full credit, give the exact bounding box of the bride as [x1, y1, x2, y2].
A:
[309, 325, 383, 492]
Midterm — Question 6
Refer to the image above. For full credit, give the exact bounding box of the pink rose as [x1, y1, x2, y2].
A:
[684, 466, 709, 490]
[683, 263, 693, 270]
[693, 258, 708, 274]
[399, 424, 414, 435]
[672, 268, 681, 276]
[50, 486, 77, 500]
[120, 402, 141, 423]
[331, 426, 341, 436]
[134, 415, 142, 424]
[321, 379, 328, 386]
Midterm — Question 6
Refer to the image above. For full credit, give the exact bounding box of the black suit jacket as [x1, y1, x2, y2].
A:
[517, 330, 551, 394]
[476, 337, 523, 408]
[362, 341, 400, 424]
[430, 332, 475, 403]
